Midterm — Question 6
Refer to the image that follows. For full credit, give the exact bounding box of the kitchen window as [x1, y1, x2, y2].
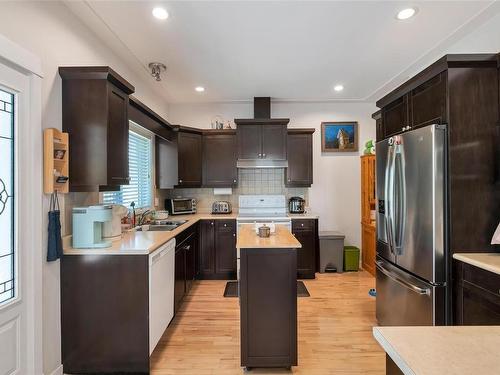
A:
[103, 123, 154, 208]
[0, 88, 15, 305]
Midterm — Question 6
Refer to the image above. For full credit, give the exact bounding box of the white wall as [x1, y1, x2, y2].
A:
[169, 101, 378, 247]
[0, 2, 168, 374]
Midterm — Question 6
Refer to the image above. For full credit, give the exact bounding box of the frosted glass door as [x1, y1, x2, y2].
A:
[0, 88, 14, 305]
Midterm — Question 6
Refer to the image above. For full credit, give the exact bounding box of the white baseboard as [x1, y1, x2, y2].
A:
[47, 364, 63, 375]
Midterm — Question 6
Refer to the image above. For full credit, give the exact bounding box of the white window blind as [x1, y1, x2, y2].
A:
[103, 128, 153, 208]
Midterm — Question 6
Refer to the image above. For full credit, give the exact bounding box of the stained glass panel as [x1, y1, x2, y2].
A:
[0, 87, 14, 306]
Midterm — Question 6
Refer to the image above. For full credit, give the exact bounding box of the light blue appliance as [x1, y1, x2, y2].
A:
[72, 205, 113, 248]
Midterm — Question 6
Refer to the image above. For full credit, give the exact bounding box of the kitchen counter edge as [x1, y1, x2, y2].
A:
[452, 253, 500, 276]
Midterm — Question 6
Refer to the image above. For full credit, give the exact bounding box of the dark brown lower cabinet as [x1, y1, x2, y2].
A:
[292, 219, 317, 279]
[174, 245, 186, 314]
[199, 219, 237, 280]
[240, 248, 297, 369]
[454, 260, 500, 325]
[61, 255, 149, 374]
[174, 226, 197, 314]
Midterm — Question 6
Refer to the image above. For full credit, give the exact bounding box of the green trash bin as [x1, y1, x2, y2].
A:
[343, 246, 360, 272]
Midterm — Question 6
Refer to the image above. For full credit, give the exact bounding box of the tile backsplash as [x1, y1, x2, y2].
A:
[159, 168, 308, 213]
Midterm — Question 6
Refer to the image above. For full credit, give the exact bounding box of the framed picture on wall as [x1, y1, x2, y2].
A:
[321, 122, 358, 152]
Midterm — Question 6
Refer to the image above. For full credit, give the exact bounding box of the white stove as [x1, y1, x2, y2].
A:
[236, 195, 292, 279]
[236, 194, 291, 231]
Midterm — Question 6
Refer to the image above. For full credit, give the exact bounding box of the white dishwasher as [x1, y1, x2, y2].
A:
[149, 238, 176, 354]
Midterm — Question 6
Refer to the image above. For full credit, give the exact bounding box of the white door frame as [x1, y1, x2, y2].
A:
[0, 33, 43, 374]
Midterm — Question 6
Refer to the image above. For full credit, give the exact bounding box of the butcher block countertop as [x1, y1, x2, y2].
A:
[373, 326, 500, 375]
[236, 225, 302, 249]
[453, 253, 500, 276]
[63, 213, 236, 255]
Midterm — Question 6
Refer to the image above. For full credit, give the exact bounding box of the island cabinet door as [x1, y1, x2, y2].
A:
[240, 248, 297, 368]
[215, 220, 237, 279]
[455, 261, 500, 325]
[292, 219, 316, 279]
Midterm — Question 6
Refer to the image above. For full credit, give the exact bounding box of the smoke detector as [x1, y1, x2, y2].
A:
[148, 62, 167, 81]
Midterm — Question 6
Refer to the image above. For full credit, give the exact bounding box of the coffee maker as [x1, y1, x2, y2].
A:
[288, 196, 305, 214]
[72, 205, 113, 248]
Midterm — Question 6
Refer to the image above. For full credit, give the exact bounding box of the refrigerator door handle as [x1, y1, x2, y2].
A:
[385, 145, 395, 255]
[376, 261, 430, 295]
[393, 143, 406, 255]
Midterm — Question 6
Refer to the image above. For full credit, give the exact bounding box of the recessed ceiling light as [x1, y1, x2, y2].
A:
[195, 86, 205, 92]
[396, 7, 417, 20]
[152, 7, 169, 20]
[333, 85, 344, 92]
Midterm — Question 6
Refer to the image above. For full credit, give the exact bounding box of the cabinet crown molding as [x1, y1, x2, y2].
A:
[59, 66, 135, 95]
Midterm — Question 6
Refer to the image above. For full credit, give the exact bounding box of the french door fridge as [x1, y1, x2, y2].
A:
[376, 124, 447, 326]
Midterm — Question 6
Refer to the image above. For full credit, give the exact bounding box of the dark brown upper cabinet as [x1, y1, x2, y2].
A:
[262, 124, 287, 159]
[176, 128, 202, 188]
[371, 110, 383, 142]
[409, 72, 447, 129]
[237, 123, 262, 160]
[59, 66, 135, 192]
[202, 130, 237, 187]
[285, 129, 314, 187]
[235, 119, 289, 165]
[382, 94, 408, 138]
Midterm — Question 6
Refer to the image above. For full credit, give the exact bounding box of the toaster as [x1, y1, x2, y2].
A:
[212, 201, 232, 214]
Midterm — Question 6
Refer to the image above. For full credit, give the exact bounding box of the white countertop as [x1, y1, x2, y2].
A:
[373, 326, 500, 375]
[287, 212, 319, 219]
[453, 253, 500, 276]
[236, 225, 302, 249]
[63, 211, 319, 256]
[63, 213, 236, 255]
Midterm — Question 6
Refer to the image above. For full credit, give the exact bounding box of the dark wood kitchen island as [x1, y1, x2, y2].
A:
[237, 225, 302, 371]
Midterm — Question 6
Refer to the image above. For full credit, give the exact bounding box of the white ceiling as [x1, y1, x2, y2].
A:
[68, 1, 498, 103]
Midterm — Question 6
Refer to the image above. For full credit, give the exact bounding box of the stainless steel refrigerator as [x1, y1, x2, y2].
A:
[376, 124, 447, 326]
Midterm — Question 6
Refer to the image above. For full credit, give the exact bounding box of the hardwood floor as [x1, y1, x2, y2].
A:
[150, 271, 385, 375]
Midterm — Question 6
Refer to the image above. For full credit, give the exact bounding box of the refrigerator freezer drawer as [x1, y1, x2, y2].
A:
[376, 258, 445, 326]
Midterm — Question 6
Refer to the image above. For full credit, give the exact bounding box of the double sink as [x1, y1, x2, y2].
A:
[135, 220, 188, 232]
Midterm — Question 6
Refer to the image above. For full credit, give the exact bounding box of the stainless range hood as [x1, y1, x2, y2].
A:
[235, 97, 290, 169]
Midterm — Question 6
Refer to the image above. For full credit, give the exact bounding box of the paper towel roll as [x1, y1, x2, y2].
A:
[213, 188, 232, 195]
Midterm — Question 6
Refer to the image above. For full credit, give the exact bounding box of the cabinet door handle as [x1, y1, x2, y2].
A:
[258, 153, 262, 158]
[301, 223, 304, 227]
[211, 222, 214, 225]
[233, 233, 236, 237]
[263, 153, 266, 158]
[233, 179, 237, 183]
[179, 179, 183, 183]
[224, 223, 227, 227]
[401, 127, 405, 131]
